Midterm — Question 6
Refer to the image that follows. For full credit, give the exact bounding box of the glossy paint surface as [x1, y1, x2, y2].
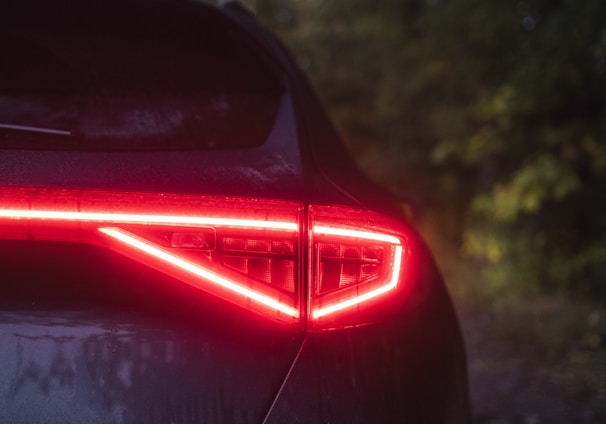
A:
[0, 241, 304, 424]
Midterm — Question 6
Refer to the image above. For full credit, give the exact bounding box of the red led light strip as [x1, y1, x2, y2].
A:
[0, 209, 298, 231]
[313, 225, 401, 245]
[311, 245, 402, 319]
[98, 227, 300, 317]
[311, 225, 403, 319]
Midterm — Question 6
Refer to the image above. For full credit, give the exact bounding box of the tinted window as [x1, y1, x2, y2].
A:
[0, 0, 284, 150]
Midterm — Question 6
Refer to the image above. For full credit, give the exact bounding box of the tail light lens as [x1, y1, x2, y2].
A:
[309, 205, 405, 330]
[0, 187, 408, 330]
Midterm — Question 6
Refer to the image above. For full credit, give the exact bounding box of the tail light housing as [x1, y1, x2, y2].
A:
[0, 186, 409, 331]
[309, 205, 405, 330]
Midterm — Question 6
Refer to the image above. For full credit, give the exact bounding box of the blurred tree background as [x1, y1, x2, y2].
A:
[248, 0, 606, 301]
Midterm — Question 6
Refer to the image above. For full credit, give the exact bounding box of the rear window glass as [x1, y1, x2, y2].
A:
[0, 1, 284, 150]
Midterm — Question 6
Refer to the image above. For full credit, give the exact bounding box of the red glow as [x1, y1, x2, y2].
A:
[313, 225, 401, 245]
[98, 227, 299, 317]
[308, 205, 407, 328]
[311, 245, 402, 319]
[0, 187, 410, 329]
[0, 209, 297, 231]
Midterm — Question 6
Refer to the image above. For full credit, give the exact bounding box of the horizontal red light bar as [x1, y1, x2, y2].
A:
[99, 227, 299, 318]
[0, 209, 298, 231]
[313, 225, 401, 245]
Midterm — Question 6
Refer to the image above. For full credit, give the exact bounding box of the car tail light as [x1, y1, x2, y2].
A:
[0, 186, 408, 330]
[308, 205, 405, 330]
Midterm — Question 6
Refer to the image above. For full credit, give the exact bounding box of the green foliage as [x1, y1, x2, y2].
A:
[255, 0, 606, 297]
[472, 155, 581, 221]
